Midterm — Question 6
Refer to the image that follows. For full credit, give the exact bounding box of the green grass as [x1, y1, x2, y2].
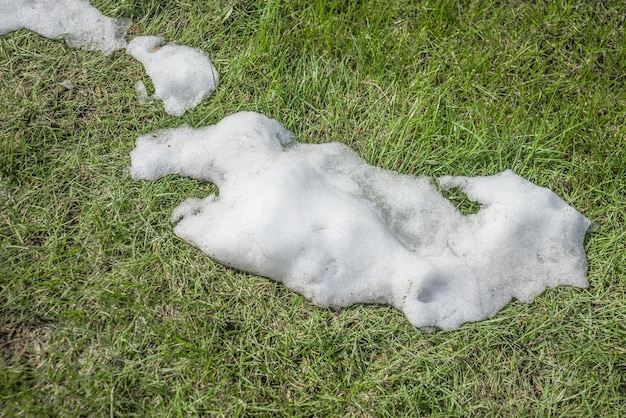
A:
[1, 0, 625, 416]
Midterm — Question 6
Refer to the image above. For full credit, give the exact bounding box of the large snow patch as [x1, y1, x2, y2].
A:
[130, 112, 591, 330]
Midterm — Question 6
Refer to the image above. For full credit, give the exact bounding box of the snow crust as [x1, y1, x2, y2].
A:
[130, 112, 591, 329]
[126, 36, 220, 116]
[0, 0, 130, 55]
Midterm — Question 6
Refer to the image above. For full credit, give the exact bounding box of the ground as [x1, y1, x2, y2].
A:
[1, 0, 625, 416]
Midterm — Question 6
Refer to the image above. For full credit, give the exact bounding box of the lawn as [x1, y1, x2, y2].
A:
[1, 0, 625, 416]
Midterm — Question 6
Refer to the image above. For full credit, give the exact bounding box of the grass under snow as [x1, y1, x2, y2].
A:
[1, 0, 625, 416]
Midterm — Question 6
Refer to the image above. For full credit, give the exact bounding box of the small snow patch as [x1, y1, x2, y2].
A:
[0, 0, 130, 55]
[126, 36, 220, 116]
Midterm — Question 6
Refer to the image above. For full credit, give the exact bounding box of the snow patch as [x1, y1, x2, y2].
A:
[130, 112, 591, 329]
[0, 0, 130, 55]
[126, 36, 220, 116]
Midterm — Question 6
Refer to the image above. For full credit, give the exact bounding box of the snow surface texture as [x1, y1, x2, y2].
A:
[126, 36, 220, 116]
[130, 112, 591, 330]
[0, 0, 130, 55]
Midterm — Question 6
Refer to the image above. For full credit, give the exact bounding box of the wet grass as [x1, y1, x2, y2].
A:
[1, 0, 625, 416]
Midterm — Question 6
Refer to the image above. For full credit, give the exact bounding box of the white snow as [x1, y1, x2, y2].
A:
[0, 2, 219, 114]
[134, 80, 153, 106]
[126, 36, 220, 116]
[0, 0, 130, 55]
[130, 111, 591, 330]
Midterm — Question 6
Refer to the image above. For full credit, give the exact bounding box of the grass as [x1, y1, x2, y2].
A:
[1, 0, 625, 416]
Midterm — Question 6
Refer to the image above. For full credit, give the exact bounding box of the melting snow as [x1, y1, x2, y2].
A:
[126, 36, 220, 116]
[130, 112, 590, 330]
[1, 1, 219, 115]
[0, 0, 130, 55]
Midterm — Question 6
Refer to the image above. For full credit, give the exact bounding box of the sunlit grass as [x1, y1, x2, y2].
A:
[1, 0, 624, 416]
